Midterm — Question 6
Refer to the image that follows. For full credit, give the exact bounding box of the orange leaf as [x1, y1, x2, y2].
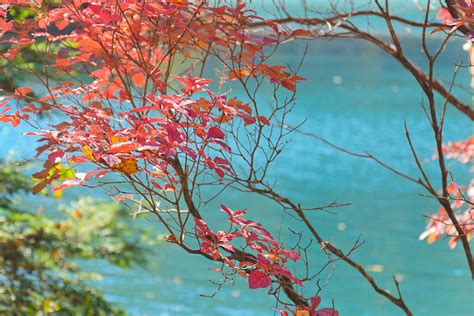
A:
[258, 116, 270, 126]
[132, 72, 146, 87]
[447, 182, 457, 194]
[111, 158, 139, 174]
[15, 87, 33, 96]
[427, 233, 439, 244]
[291, 29, 313, 37]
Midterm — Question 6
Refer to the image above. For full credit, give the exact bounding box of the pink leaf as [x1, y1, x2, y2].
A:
[108, 141, 138, 154]
[282, 249, 300, 262]
[436, 8, 453, 23]
[101, 154, 122, 166]
[53, 178, 82, 191]
[315, 308, 339, 316]
[113, 195, 133, 202]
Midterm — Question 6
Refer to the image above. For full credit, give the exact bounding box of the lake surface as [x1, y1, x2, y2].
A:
[1, 2, 473, 315]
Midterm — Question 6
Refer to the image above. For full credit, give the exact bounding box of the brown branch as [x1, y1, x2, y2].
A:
[283, 123, 429, 190]
[247, 15, 474, 121]
[247, 10, 444, 29]
[445, 0, 472, 36]
[248, 185, 413, 316]
[171, 158, 308, 307]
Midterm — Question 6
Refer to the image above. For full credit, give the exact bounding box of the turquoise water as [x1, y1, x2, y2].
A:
[1, 3, 473, 315]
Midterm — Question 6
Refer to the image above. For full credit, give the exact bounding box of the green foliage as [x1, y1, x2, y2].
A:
[0, 161, 157, 315]
[0, 162, 31, 203]
[7, 7, 35, 23]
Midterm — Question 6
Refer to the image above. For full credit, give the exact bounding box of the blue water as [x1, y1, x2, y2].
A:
[1, 2, 473, 315]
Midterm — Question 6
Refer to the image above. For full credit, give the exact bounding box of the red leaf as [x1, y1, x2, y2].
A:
[248, 270, 271, 289]
[214, 157, 230, 165]
[130, 106, 155, 112]
[310, 296, 321, 310]
[152, 181, 163, 190]
[164, 183, 175, 192]
[281, 80, 295, 92]
[431, 25, 453, 34]
[88, 4, 103, 15]
[207, 126, 225, 139]
[215, 168, 225, 178]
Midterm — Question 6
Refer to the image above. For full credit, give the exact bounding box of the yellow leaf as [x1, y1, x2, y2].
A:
[230, 68, 250, 80]
[53, 189, 62, 200]
[267, 253, 280, 263]
[111, 135, 127, 144]
[82, 145, 95, 161]
[72, 209, 82, 219]
[112, 158, 138, 175]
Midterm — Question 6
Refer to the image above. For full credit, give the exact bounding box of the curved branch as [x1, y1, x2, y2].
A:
[248, 10, 444, 28]
[247, 15, 474, 120]
[171, 158, 308, 307]
[248, 185, 413, 316]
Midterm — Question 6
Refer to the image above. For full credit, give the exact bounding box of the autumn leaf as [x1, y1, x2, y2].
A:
[72, 209, 82, 218]
[132, 73, 146, 87]
[82, 146, 96, 161]
[248, 270, 271, 289]
[111, 158, 139, 175]
[258, 116, 270, 126]
[290, 29, 313, 37]
[207, 126, 225, 139]
[108, 141, 138, 154]
[15, 87, 33, 96]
